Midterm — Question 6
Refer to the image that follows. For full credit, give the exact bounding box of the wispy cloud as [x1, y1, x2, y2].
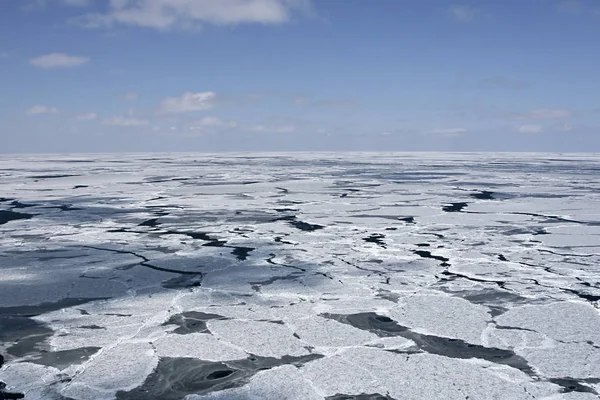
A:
[186, 117, 238, 134]
[74, 112, 97, 121]
[103, 116, 149, 127]
[30, 53, 89, 68]
[510, 109, 571, 119]
[26, 105, 58, 115]
[428, 128, 467, 137]
[516, 124, 544, 133]
[194, 116, 237, 127]
[250, 124, 296, 134]
[121, 92, 139, 101]
[159, 92, 215, 113]
[73, 0, 312, 31]
[449, 5, 477, 22]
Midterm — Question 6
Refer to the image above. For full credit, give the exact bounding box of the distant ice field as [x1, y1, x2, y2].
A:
[1, 152, 600, 399]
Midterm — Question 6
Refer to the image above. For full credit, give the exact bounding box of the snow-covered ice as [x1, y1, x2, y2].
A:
[1, 152, 600, 399]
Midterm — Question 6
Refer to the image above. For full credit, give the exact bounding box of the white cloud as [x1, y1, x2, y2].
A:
[511, 109, 571, 119]
[429, 128, 467, 136]
[555, 123, 573, 132]
[74, 0, 311, 31]
[103, 116, 149, 126]
[449, 5, 477, 21]
[30, 53, 90, 68]
[193, 116, 237, 127]
[74, 112, 97, 121]
[26, 105, 58, 115]
[516, 124, 544, 134]
[122, 92, 139, 101]
[250, 124, 296, 133]
[159, 92, 215, 113]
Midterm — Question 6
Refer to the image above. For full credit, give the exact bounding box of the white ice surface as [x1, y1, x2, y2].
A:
[2, 152, 600, 399]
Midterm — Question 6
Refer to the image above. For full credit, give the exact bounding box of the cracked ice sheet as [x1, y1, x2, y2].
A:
[62, 342, 158, 399]
[2, 152, 600, 399]
[487, 301, 600, 380]
[388, 294, 492, 344]
[153, 333, 248, 361]
[207, 319, 309, 358]
[300, 347, 559, 399]
[187, 365, 323, 400]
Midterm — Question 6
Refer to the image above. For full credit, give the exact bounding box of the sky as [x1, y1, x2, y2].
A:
[0, 0, 599, 153]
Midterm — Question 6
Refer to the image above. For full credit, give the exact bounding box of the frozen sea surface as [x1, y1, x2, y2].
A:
[1, 152, 600, 400]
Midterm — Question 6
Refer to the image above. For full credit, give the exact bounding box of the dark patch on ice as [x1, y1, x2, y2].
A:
[165, 231, 212, 241]
[0, 380, 25, 400]
[470, 191, 495, 200]
[29, 174, 79, 179]
[172, 231, 253, 260]
[30, 347, 100, 369]
[202, 239, 229, 247]
[43, 204, 82, 212]
[327, 394, 396, 400]
[231, 246, 254, 261]
[274, 236, 295, 245]
[549, 378, 600, 395]
[0, 316, 53, 358]
[139, 218, 160, 227]
[73, 185, 88, 189]
[10, 201, 35, 209]
[413, 250, 450, 266]
[385, 227, 397, 231]
[79, 325, 105, 330]
[162, 274, 204, 289]
[564, 289, 600, 303]
[416, 243, 430, 247]
[439, 270, 506, 289]
[442, 202, 468, 212]
[83, 245, 204, 277]
[290, 220, 325, 232]
[0, 210, 33, 225]
[364, 234, 386, 248]
[250, 273, 303, 292]
[376, 289, 401, 303]
[322, 312, 534, 375]
[512, 212, 600, 226]
[0, 298, 106, 317]
[276, 215, 325, 231]
[459, 289, 528, 311]
[116, 353, 323, 399]
[163, 312, 228, 335]
[498, 254, 508, 262]
[399, 216, 415, 224]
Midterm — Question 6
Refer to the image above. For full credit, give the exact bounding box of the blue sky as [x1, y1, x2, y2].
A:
[1, 0, 599, 153]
